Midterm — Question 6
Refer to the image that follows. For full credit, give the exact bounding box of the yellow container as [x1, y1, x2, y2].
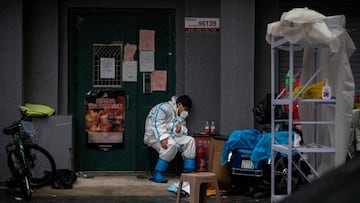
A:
[293, 80, 325, 99]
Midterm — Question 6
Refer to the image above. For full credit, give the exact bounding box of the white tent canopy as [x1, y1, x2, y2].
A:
[266, 7, 356, 174]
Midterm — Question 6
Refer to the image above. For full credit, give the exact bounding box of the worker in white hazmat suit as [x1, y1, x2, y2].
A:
[144, 95, 196, 183]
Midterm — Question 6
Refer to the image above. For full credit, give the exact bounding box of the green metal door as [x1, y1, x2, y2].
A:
[68, 8, 175, 171]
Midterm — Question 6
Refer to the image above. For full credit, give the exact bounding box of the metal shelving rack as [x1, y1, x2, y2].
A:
[270, 37, 336, 202]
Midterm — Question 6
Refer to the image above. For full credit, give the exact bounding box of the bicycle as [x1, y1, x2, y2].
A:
[4, 111, 56, 200]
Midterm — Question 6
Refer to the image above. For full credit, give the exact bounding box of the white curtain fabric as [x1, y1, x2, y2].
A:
[266, 8, 356, 174]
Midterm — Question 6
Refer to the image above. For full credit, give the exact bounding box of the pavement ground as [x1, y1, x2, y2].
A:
[0, 173, 271, 203]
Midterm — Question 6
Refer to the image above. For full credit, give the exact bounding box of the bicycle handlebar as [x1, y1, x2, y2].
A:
[3, 110, 32, 135]
[4, 108, 49, 136]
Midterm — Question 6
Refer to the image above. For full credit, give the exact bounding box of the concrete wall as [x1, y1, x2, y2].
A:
[220, 0, 255, 132]
[253, 0, 279, 129]
[0, 1, 24, 179]
[254, 0, 278, 106]
[23, 0, 59, 110]
[184, 0, 221, 133]
[183, 0, 256, 134]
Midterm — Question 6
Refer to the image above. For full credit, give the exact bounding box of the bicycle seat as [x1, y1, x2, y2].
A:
[4, 124, 19, 135]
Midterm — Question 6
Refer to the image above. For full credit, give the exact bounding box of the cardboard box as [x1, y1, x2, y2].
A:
[208, 136, 232, 189]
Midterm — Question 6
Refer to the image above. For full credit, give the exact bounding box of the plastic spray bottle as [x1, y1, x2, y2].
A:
[322, 80, 332, 99]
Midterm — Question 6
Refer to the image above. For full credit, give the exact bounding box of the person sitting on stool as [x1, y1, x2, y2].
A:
[144, 95, 195, 183]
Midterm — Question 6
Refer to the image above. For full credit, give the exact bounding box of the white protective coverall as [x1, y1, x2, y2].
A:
[144, 96, 196, 162]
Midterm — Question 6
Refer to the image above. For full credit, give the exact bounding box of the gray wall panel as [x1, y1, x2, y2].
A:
[0, 0, 24, 180]
[184, 0, 220, 133]
[23, 0, 59, 111]
[220, 0, 255, 134]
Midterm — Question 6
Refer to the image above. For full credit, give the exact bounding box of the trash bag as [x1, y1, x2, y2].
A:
[52, 169, 77, 189]
[252, 94, 287, 124]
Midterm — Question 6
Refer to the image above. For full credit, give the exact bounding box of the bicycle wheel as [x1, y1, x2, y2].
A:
[274, 154, 300, 195]
[24, 144, 56, 188]
[7, 150, 23, 177]
[19, 173, 32, 200]
[7, 149, 32, 200]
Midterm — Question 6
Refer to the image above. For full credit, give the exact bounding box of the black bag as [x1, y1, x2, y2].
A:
[52, 169, 77, 189]
[252, 93, 287, 124]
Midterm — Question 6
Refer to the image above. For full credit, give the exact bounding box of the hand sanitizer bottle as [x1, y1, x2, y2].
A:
[322, 80, 332, 100]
